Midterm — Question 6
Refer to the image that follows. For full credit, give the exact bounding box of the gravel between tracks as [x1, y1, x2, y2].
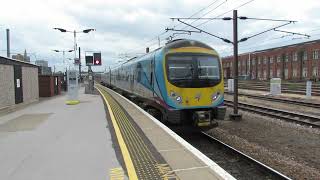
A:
[226, 94, 320, 117]
[207, 108, 320, 180]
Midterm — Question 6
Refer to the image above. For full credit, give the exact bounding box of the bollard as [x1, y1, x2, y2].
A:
[306, 81, 312, 98]
[228, 79, 234, 93]
[270, 78, 281, 96]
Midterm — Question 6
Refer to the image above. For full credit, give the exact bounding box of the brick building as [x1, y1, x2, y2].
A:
[0, 56, 39, 109]
[222, 39, 320, 80]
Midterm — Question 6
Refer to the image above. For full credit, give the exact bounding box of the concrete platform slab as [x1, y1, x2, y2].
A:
[0, 88, 122, 180]
[98, 85, 235, 180]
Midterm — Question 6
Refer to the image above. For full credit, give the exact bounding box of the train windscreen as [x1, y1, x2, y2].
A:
[166, 54, 221, 88]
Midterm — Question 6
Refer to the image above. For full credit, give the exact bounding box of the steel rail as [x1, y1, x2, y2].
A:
[224, 100, 320, 128]
[225, 92, 320, 108]
[200, 132, 291, 180]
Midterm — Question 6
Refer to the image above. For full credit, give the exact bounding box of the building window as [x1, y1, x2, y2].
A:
[258, 57, 261, 64]
[303, 67, 307, 77]
[252, 59, 255, 65]
[285, 54, 289, 62]
[293, 52, 298, 61]
[284, 68, 288, 79]
[293, 69, 297, 78]
[263, 56, 267, 64]
[277, 56, 281, 63]
[269, 68, 273, 78]
[303, 51, 308, 61]
[313, 67, 318, 77]
[312, 50, 319, 59]
[270, 57, 273, 63]
[277, 68, 280, 77]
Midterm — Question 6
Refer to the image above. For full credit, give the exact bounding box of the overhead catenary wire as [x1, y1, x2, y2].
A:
[194, 0, 256, 28]
[169, 19, 232, 43]
[220, 31, 318, 56]
[181, 0, 228, 29]
[229, 25, 320, 53]
[124, 0, 227, 55]
[229, 27, 320, 55]
[169, 0, 256, 40]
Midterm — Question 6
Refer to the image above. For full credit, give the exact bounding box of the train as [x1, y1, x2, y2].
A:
[101, 39, 226, 129]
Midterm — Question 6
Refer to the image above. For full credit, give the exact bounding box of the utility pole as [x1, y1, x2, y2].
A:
[229, 10, 242, 120]
[74, 30, 77, 59]
[79, 47, 81, 82]
[6, 29, 10, 58]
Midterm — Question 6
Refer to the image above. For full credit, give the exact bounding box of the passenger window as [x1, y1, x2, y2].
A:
[136, 63, 142, 82]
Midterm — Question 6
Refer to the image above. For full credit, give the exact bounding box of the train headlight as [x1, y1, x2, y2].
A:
[176, 96, 182, 103]
[212, 92, 220, 101]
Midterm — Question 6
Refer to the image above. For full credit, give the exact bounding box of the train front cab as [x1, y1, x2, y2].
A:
[162, 46, 226, 129]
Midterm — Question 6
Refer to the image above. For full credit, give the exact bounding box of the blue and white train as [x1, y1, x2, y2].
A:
[101, 39, 225, 128]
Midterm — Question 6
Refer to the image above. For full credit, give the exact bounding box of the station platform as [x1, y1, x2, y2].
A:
[95, 84, 234, 180]
[0, 88, 121, 180]
[0, 85, 235, 180]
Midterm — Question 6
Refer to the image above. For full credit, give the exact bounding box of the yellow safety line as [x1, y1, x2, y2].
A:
[96, 87, 138, 180]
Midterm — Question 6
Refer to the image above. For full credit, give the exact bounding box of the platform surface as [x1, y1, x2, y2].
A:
[0, 88, 121, 180]
[96, 85, 235, 180]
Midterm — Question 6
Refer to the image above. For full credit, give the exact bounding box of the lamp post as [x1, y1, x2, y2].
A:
[53, 28, 95, 81]
[52, 49, 74, 67]
[52, 49, 74, 81]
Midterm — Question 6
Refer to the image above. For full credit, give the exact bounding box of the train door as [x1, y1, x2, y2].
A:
[14, 65, 23, 104]
[151, 56, 155, 97]
[109, 68, 112, 85]
[130, 67, 134, 92]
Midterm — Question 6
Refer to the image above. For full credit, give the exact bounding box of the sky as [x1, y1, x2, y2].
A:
[0, 0, 320, 72]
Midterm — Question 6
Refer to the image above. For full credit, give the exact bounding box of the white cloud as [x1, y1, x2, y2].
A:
[0, 0, 319, 71]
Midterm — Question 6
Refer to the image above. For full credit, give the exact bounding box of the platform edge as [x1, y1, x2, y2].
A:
[96, 87, 138, 180]
[105, 87, 236, 180]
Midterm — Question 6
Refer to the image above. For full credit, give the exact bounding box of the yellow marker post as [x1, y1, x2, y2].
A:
[96, 87, 138, 180]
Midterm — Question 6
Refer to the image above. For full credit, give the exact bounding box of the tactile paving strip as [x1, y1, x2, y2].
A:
[99, 87, 167, 180]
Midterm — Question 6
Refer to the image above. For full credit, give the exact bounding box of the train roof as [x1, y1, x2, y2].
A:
[110, 39, 215, 70]
[164, 39, 214, 50]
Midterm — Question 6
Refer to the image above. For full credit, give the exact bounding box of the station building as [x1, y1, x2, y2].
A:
[0, 56, 39, 109]
[222, 39, 320, 81]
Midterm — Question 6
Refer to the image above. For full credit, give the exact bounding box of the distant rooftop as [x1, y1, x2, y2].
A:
[223, 39, 320, 58]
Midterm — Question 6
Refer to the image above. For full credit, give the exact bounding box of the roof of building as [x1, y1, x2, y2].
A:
[0, 55, 38, 67]
[222, 39, 320, 59]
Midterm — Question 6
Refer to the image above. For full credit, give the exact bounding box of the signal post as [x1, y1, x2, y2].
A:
[85, 51, 102, 94]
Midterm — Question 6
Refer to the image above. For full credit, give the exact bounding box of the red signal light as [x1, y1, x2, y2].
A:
[93, 53, 102, 66]
[94, 59, 101, 65]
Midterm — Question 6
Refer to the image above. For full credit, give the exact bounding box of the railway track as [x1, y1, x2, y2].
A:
[224, 86, 320, 96]
[177, 131, 290, 180]
[225, 92, 320, 108]
[224, 100, 320, 128]
[224, 81, 320, 96]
